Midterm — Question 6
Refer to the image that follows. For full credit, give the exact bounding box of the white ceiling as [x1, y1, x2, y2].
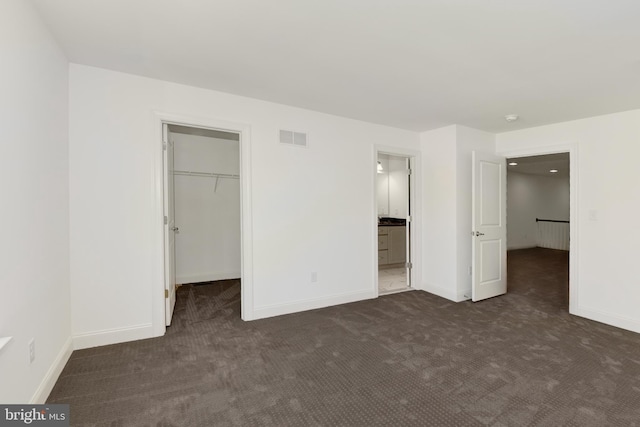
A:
[507, 153, 570, 179]
[32, 0, 640, 133]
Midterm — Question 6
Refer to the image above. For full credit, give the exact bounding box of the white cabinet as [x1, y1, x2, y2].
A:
[378, 227, 389, 265]
[378, 226, 406, 266]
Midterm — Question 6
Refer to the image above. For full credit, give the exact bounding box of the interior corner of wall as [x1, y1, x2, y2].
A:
[422, 282, 458, 302]
[29, 337, 73, 404]
[457, 289, 472, 302]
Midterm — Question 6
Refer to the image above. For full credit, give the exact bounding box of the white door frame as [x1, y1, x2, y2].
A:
[153, 111, 254, 337]
[496, 142, 578, 314]
[374, 146, 422, 296]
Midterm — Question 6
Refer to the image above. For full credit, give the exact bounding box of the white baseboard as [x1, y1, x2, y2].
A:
[507, 245, 537, 251]
[458, 288, 472, 301]
[573, 306, 640, 335]
[177, 272, 241, 285]
[252, 290, 375, 320]
[30, 337, 73, 404]
[72, 323, 155, 350]
[422, 282, 462, 302]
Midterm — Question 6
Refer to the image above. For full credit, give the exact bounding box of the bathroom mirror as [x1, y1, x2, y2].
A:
[377, 154, 408, 219]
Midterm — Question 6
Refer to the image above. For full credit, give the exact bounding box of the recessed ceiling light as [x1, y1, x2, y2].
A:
[505, 114, 519, 122]
[508, 162, 518, 166]
[550, 169, 558, 173]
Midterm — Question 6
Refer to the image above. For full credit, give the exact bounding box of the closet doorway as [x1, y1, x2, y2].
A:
[163, 124, 241, 325]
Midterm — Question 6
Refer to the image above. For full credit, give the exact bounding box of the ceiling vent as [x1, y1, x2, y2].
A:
[279, 129, 307, 147]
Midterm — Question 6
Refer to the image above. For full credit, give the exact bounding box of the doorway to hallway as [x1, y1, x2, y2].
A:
[506, 153, 570, 309]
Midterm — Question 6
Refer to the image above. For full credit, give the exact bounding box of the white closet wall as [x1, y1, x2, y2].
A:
[172, 131, 241, 284]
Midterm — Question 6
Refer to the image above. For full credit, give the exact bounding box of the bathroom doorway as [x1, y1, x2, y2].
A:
[377, 153, 412, 294]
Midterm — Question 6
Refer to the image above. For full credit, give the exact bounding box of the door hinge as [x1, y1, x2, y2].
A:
[406, 262, 412, 269]
[163, 142, 167, 151]
[406, 215, 411, 222]
[407, 168, 412, 176]
[164, 216, 168, 225]
[164, 289, 169, 299]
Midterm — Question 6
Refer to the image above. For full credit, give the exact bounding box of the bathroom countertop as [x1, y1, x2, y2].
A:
[378, 218, 406, 226]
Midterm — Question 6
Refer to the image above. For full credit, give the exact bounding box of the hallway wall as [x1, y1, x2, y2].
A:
[507, 172, 569, 250]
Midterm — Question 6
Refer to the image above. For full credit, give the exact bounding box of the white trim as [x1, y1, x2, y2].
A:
[458, 289, 472, 302]
[30, 337, 72, 404]
[573, 306, 640, 335]
[496, 141, 579, 315]
[423, 283, 469, 302]
[177, 272, 241, 285]
[73, 323, 154, 350]
[507, 244, 538, 251]
[0, 336, 12, 353]
[373, 146, 423, 298]
[253, 290, 375, 320]
[152, 111, 255, 332]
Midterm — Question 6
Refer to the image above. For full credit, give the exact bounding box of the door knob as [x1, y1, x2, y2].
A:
[171, 227, 179, 232]
[475, 231, 484, 236]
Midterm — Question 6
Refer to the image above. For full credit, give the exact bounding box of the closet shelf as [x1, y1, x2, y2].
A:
[174, 170, 239, 179]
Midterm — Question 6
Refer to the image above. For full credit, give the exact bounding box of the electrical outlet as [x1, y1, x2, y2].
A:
[311, 272, 318, 283]
[28, 338, 35, 364]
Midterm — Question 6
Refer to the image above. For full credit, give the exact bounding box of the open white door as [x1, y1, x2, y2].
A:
[163, 124, 177, 325]
[471, 151, 507, 302]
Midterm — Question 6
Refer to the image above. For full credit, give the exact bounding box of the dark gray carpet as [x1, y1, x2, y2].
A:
[48, 248, 640, 426]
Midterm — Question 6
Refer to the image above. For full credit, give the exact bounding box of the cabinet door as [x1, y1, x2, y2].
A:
[388, 226, 406, 264]
[378, 235, 388, 250]
[378, 250, 389, 265]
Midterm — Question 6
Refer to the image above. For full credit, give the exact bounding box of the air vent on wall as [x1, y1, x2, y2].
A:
[279, 129, 307, 147]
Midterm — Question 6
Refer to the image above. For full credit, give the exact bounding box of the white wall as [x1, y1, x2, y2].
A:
[0, 0, 71, 403]
[421, 126, 457, 299]
[497, 109, 640, 334]
[507, 172, 569, 250]
[69, 64, 419, 347]
[172, 132, 241, 283]
[420, 125, 495, 302]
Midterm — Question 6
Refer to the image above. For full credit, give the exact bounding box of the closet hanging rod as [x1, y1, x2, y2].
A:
[173, 170, 239, 179]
